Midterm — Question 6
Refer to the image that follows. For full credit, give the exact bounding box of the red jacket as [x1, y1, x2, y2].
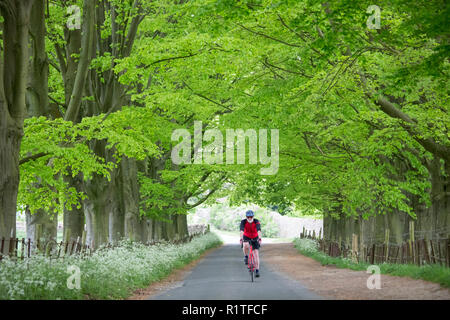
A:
[240, 219, 261, 239]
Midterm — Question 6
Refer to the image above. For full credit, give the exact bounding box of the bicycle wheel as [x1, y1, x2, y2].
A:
[249, 249, 254, 282]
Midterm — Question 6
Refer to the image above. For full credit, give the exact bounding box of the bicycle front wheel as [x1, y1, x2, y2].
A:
[249, 253, 255, 282]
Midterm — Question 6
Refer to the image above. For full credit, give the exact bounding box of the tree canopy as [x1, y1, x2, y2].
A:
[0, 0, 448, 243]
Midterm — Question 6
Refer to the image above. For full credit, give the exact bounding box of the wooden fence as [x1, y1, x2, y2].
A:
[300, 226, 450, 267]
[0, 224, 210, 262]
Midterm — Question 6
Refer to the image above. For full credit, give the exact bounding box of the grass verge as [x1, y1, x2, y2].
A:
[0, 232, 223, 300]
[293, 238, 450, 288]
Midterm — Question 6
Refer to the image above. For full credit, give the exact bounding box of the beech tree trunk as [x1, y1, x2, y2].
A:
[23, 0, 60, 245]
[63, 174, 85, 242]
[0, 0, 35, 246]
[84, 195, 109, 248]
[25, 207, 57, 248]
[325, 156, 450, 247]
[122, 157, 143, 242]
[83, 169, 111, 248]
[0, 116, 21, 242]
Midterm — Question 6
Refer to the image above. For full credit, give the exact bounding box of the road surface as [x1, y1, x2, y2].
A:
[149, 244, 323, 300]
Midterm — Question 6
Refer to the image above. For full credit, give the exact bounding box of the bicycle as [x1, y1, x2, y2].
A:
[241, 239, 258, 282]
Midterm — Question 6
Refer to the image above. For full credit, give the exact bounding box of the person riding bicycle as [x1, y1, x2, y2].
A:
[240, 210, 262, 277]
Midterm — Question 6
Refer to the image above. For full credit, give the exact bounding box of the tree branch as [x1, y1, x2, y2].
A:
[3, 0, 35, 119]
[53, 43, 67, 78]
[237, 23, 302, 48]
[263, 57, 313, 78]
[186, 175, 226, 209]
[182, 80, 233, 112]
[19, 152, 50, 165]
[64, 0, 95, 122]
[375, 96, 450, 162]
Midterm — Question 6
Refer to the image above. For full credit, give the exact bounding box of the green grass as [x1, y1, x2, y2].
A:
[293, 238, 450, 288]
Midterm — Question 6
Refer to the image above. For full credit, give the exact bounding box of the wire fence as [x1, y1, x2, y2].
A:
[300, 226, 450, 267]
[0, 224, 210, 263]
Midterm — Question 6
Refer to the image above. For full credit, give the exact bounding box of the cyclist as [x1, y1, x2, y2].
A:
[240, 210, 262, 277]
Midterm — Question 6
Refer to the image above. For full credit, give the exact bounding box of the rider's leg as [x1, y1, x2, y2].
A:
[253, 248, 259, 269]
[243, 241, 249, 256]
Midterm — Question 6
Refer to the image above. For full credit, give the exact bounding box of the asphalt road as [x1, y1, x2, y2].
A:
[149, 244, 323, 300]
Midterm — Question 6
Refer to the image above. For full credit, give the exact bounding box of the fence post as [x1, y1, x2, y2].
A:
[27, 239, 31, 258]
[407, 242, 411, 264]
[352, 234, 358, 263]
[429, 239, 435, 264]
[0, 237, 4, 261]
[63, 241, 68, 256]
[370, 243, 375, 264]
[35, 224, 42, 252]
[416, 240, 421, 266]
[404, 243, 408, 264]
[438, 240, 442, 266]
[44, 239, 52, 257]
[57, 241, 63, 258]
[446, 239, 449, 268]
[21, 238, 25, 260]
[403, 243, 406, 263]
[81, 230, 87, 247]
[384, 229, 390, 263]
[75, 236, 81, 254]
[409, 221, 414, 264]
[15, 237, 19, 257]
[70, 240, 76, 255]
[9, 237, 15, 257]
[423, 238, 430, 264]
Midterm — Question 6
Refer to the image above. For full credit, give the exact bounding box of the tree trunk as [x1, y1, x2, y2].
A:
[62, 174, 85, 242]
[176, 214, 189, 239]
[23, 0, 60, 247]
[122, 157, 142, 242]
[84, 189, 109, 249]
[83, 144, 124, 247]
[0, 116, 21, 243]
[63, 208, 84, 243]
[0, 0, 34, 249]
[325, 155, 450, 250]
[107, 180, 124, 243]
[83, 164, 111, 248]
[25, 207, 57, 246]
[164, 215, 177, 241]
[151, 219, 164, 241]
